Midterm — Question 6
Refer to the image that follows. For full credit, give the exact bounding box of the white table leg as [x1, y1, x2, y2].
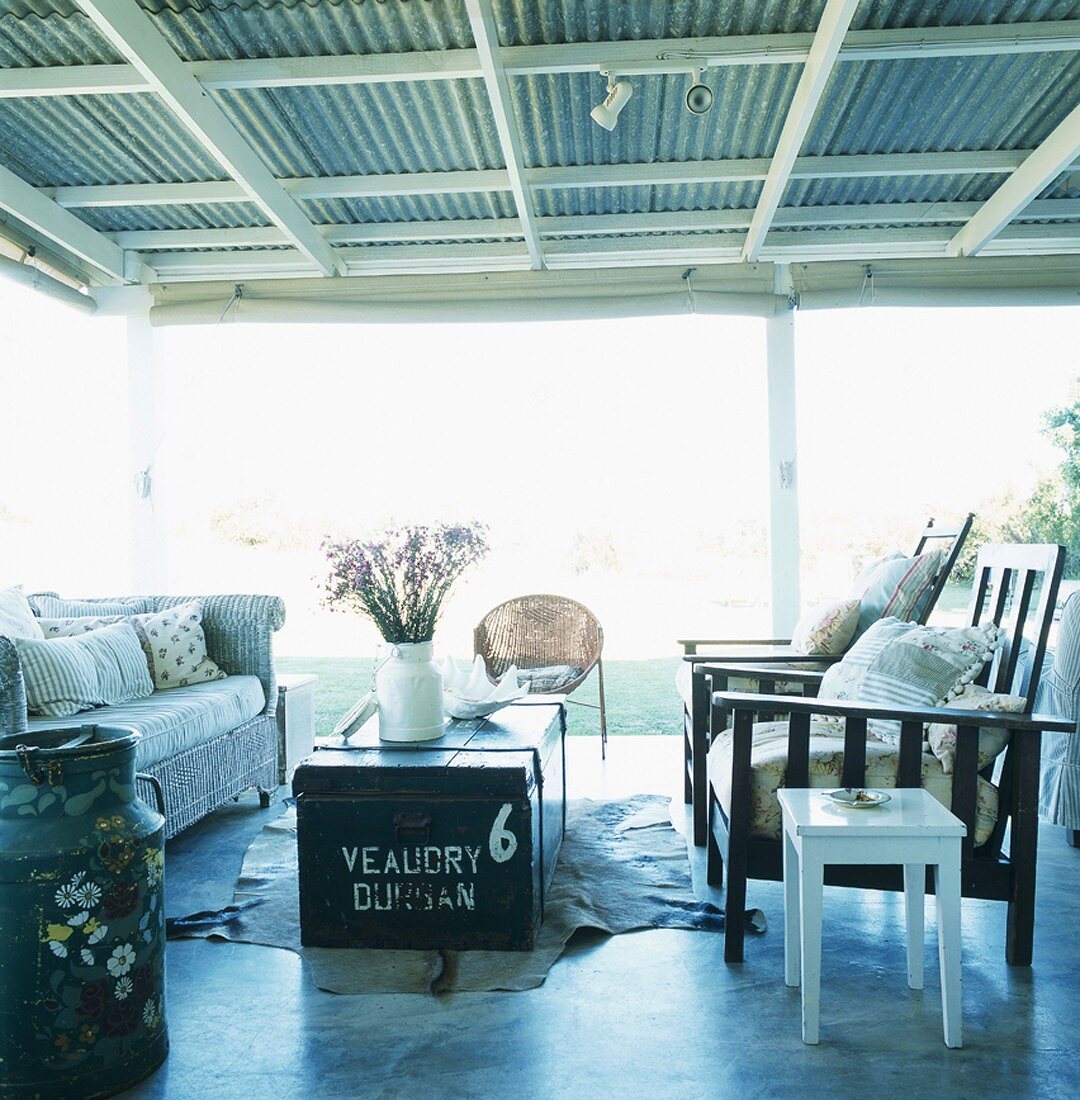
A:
[902, 863, 924, 990]
[783, 827, 801, 988]
[798, 848, 824, 1045]
[934, 850, 963, 1049]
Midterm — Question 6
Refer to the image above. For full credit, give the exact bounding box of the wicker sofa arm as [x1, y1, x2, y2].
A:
[154, 595, 286, 715]
[0, 637, 28, 737]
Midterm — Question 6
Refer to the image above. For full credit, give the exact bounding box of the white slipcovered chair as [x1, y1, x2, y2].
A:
[1037, 590, 1080, 847]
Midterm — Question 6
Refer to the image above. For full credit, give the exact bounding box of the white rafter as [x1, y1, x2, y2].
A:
[464, 0, 544, 269]
[4, 22, 1080, 98]
[0, 161, 126, 281]
[44, 150, 1077, 210]
[103, 199, 1080, 252]
[947, 99, 1080, 257]
[76, 0, 343, 277]
[138, 219, 1080, 283]
[743, 0, 861, 262]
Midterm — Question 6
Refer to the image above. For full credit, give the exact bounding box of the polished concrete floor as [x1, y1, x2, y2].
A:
[127, 737, 1080, 1100]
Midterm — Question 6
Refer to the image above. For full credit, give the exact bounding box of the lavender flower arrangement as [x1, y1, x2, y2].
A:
[322, 524, 490, 644]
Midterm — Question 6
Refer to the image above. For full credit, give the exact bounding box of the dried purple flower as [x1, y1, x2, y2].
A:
[322, 523, 489, 643]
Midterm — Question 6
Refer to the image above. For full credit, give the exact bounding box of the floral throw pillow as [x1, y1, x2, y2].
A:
[791, 599, 860, 656]
[926, 686, 1025, 773]
[38, 603, 227, 691]
[131, 604, 227, 690]
[819, 617, 1002, 744]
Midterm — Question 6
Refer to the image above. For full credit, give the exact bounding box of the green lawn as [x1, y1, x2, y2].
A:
[275, 655, 682, 740]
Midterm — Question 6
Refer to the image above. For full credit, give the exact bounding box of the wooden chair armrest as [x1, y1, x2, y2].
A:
[683, 651, 836, 666]
[679, 637, 791, 655]
[696, 664, 826, 686]
[712, 691, 1074, 733]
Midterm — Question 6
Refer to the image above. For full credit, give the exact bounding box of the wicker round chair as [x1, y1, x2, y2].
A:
[474, 594, 608, 758]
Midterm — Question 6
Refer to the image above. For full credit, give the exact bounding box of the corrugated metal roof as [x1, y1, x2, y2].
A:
[0, 0, 1078, 283]
[532, 183, 763, 219]
[296, 192, 517, 224]
[854, 1, 1080, 30]
[511, 67, 802, 168]
[147, 0, 473, 62]
[782, 173, 1006, 209]
[492, 0, 829, 46]
[0, 92, 226, 185]
[211, 80, 503, 176]
[77, 202, 270, 233]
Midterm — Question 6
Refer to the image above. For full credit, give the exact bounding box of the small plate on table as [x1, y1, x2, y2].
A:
[825, 787, 891, 808]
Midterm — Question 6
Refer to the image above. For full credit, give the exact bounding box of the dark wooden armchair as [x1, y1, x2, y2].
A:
[680, 514, 974, 846]
[699, 542, 1069, 967]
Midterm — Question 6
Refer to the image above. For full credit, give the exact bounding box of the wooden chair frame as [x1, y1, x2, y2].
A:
[701, 543, 1069, 967]
[680, 514, 974, 846]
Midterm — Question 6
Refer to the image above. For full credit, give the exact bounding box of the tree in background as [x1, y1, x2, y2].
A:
[957, 383, 1080, 580]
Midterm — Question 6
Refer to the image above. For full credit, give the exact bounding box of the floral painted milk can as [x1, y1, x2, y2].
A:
[0, 726, 167, 1098]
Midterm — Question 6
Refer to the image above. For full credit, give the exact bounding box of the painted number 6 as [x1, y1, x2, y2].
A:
[489, 802, 518, 864]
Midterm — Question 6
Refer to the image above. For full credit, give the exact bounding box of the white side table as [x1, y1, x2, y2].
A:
[776, 787, 966, 1048]
[276, 673, 317, 785]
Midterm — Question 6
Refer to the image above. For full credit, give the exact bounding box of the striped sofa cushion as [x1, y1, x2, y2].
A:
[29, 595, 153, 618]
[14, 622, 154, 717]
[26, 675, 266, 768]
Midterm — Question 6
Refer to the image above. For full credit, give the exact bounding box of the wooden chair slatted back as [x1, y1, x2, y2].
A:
[968, 543, 1065, 710]
[912, 512, 975, 624]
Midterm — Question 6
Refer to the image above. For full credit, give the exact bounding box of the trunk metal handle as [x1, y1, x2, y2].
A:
[393, 809, 431, 843]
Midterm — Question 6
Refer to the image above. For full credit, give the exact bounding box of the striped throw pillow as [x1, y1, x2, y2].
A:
[849, 548, 944, 642]
[14, 622, 154, 718]
[819, 617, 1002, 744]
[38, 602, 227, 691]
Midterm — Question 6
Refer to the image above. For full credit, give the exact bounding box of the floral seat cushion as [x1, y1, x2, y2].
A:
[707, 720, 999, 845]
[674, 661, 807, 708]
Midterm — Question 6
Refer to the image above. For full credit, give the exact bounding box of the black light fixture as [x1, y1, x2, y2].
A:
[685, 69, 713, 116]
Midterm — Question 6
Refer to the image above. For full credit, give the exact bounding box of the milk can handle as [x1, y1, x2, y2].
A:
[136, 772, 166, 817]
[15, 745, 61, 787]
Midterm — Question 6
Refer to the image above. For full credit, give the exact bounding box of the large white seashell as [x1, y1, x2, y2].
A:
[441, 655, 529, 720]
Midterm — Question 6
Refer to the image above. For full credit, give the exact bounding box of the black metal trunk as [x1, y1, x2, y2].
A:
[293, 702, 565, 951]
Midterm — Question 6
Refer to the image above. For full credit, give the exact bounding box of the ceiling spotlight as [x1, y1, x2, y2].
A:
[591, 73, 633, 131]
[685, 70, 713, 116]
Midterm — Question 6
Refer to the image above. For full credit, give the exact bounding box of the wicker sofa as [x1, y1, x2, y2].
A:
[0, 593, 285, 839]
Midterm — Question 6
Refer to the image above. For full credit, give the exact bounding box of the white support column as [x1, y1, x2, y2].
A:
[766, 294, 801, 635]
[121, 292, 169, 593]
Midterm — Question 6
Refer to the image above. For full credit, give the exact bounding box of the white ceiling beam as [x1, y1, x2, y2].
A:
[0, 161, 126, 280]
[139, 222, 1080, 282]
[287, 169, 511, 201]
[6, 22, 1080, 99]
[743, 0, 862, 262]
[0, 64, 146, 97]
[504, 22, 1080, 74]
[45, 150, 1070, 209]
[464, 0, 543, 268]
[193, 49, 482, 90]
[107, 199, 1080, 252]
[76, 0, 343, 276]
[947, 99, 1080, 256]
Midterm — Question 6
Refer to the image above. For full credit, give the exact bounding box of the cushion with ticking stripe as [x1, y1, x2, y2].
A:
[848, 548, 945, 642]
[818, 616, 1002, 744]
[14, 622, 154, 718]
[38, 602, 227, 691]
